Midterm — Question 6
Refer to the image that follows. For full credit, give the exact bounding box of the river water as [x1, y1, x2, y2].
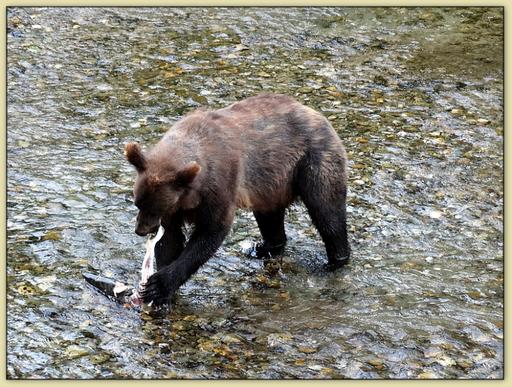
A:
[7, 7, 503, 379]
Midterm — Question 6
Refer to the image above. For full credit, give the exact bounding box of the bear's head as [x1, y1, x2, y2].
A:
[125, 142, 201, 236]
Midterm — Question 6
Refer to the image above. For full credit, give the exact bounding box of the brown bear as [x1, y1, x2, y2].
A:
[125, 93, 350, 307]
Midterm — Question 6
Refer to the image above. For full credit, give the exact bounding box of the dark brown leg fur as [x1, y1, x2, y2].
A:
[297, 153, 350, 269]
[154, 212, 185, 271]
[251, 208, 287, 258]
[140, 202, 235, 307]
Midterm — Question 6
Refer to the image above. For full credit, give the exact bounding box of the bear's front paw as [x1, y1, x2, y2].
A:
[139, 272, 171, 307]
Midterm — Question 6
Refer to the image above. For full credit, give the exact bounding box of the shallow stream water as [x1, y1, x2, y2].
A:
[7, 7, 503, 379]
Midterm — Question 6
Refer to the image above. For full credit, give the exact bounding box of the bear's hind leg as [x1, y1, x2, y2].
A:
[298, 156, 350, 269]
[251, 208, 287, 258]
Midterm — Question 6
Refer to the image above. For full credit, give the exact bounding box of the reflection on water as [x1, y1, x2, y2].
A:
[7, 7, 503, 379]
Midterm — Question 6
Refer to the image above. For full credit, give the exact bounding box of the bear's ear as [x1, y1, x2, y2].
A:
[125, 142, 146, 172]
[175, 161, 201, 187]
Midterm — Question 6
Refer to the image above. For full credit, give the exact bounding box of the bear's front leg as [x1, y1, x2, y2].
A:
[250, 209, 287, 258]
[154, 212, 185, 271]
[140, 207, 234, 307]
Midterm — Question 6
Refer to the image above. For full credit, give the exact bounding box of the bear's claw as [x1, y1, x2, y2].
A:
[139, 273, 169, 307]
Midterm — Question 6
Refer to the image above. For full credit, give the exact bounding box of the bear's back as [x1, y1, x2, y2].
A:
[160, 94, 345, 212]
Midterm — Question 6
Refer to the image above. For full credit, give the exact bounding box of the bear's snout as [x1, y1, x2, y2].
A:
[135, 223, 160, 237]
[135, 212, 160, 236]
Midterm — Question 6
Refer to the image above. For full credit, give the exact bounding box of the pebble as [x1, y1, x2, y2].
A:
[42, 230, 62, 241]
[383, 295, 396, 306]
[90, 353, 111, 364]
[467, 290, 482, 299]
[298, 86, 313, 94]
[257, 71, 271, 78]
[34, 275, 56, 291]
[19, 61, 32, 69]
[16, 284, 36, 296]
[17, 140, 30, 148]
[219, 334, 242, 344]
[298, 346, 318, 354]
[418, 371, 436, 379]
[428, 210, 443, 219]
[233, 44, 249, 51]
[424, 347, 442, 358]
[172, 322, 186, 331]
[158, 343, 171, 353]
[440, 343, 454, 350]
[435, 355, 456, 367]
[457, 359, 473, 369]
[65, 345, 91, 359]
[10, 16, 23, 27]
[367, 358, 385, 369]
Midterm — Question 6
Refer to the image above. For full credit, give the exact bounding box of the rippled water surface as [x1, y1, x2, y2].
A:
[7, 7, 503, 379]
